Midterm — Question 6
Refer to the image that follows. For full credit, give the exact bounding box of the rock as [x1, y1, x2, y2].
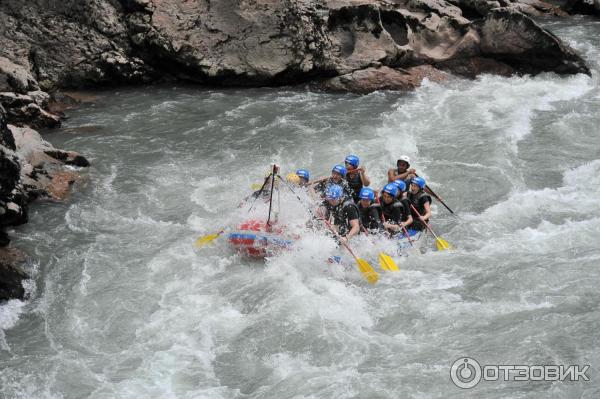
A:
[0, 247, 28, 301]
[1, 115, 89, 247]
[564, 0, 600, 15]
[321, 65, 448, 93]
[437, 56, 515, 77]
[0, 56, 39, 93]
[476, 8, 591, 75]
[0, 0, 588, 97]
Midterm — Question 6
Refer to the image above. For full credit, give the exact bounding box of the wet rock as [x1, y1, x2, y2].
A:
[0, 247, 28, 301]
[564, 0, 600, 16]
[321, 65, 448, 93]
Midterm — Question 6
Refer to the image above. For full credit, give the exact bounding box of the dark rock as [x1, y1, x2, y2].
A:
[0, 247, 28, 301]
[0, 230, 9, 247]
[476, 8, 591, 75]
[563, 0, 600, 15]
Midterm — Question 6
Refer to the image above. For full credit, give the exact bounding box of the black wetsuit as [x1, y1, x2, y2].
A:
[379, 196, 411, 226]
[323, 199, 360, 236]
[345, 171, 363, 203]
[358, 202, 382, 232]
[408, 191, 432, 231]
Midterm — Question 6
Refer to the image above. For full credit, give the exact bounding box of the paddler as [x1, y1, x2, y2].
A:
[319, 184, 360, 244]
[313, 164, 353, 200]
[408, 177, 432, 231]
[295, 169, 310, 186]
[388, 155, 417, 185]
[357, 187, 382, 232]
[344, 154, 371, 203]
[379, 183, 413, 235]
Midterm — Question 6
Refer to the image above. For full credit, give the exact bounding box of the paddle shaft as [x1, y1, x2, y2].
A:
[277, 174, 359, 259]
[414, 173, 455, 214]
[319, 215, 360, 261]
[409, 203, 442, 241]
[266, 165, 277, 226]
[248, 173, 272, 213]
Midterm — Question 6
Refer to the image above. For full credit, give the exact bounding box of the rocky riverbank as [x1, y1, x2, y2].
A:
[0, 0, 597, 300]
[0, 104, 88, 301]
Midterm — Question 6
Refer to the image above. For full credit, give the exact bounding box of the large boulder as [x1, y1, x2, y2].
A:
[476, 8, 590, 75]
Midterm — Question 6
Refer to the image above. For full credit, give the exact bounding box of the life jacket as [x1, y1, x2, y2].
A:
[358, 202, 381, 231]
[379, 197, 410, 224]
[408, 190, 432, 230]
[345, 171, 363, 202]
[326, 199, 361, 236]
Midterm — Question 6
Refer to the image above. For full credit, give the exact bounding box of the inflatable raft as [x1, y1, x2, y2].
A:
[227, 219, 294, 258]
[394, 229, 427, 253]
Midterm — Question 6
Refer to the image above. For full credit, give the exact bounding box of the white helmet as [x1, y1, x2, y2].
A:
[397, 155, 410, 166]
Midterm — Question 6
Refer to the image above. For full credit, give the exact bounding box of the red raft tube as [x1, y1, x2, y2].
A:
[227, 219, 294, 258]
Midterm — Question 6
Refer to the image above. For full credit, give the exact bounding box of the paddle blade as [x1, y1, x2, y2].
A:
[436, 238, 452, 251]
[195, 233, 221, 248]
[379, 253, 399, 272]
[357, 258, 379, 284]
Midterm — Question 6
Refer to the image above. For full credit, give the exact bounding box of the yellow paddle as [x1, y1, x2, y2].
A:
[321, 216, 378, 284]
[379, 252, 399, 272]
[409, 204, 452, 251]
[194, 230, 224, 248]
[361, 226, 399, 272]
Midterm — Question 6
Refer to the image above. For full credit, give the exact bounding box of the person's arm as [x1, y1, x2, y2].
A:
[387, 168, 397, 183]
[420, 200, 432, 222]
[345, 219, 360, 240]
[341, 205, 360, 241]
[359, 167, 371, 187]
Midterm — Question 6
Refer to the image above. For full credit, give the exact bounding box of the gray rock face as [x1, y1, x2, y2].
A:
[0, 0, 591, 103]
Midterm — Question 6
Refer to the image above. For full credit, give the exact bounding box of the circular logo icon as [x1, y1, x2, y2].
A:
[450, 357, 482, 389]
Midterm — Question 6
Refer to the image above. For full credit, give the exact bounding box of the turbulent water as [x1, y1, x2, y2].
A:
[1, 18, 600, 399]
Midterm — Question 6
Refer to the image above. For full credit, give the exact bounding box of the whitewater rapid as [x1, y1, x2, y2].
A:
[1, 17, 599, 399]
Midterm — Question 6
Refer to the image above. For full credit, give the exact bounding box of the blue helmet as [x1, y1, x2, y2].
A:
[296, 169, 310, 182]
[344, 154, 360, 168]
[359, 187, 375, 201]
[411, 176, 426, 189]
[392, 179, 406, 192]
[325, 184, 344, 200]
[382, 183, 399, 197]
[332, 164, 347, 178]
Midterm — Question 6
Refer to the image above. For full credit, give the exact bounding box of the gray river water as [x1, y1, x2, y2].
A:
[1, 18, 600, 399]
